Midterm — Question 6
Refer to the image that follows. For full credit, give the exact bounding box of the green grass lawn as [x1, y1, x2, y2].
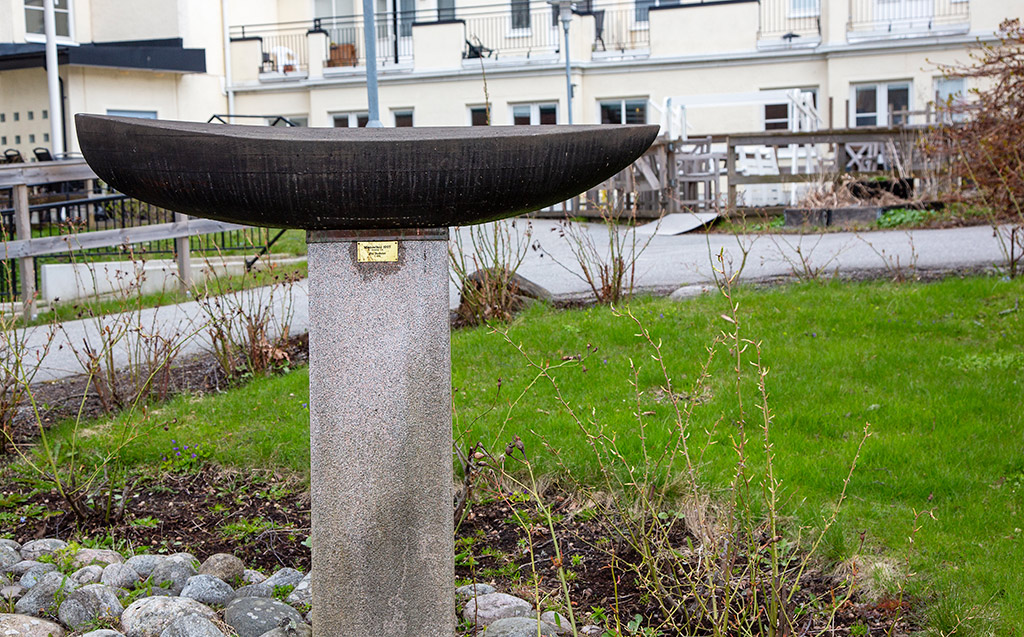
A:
[31, 274, 1023, 634]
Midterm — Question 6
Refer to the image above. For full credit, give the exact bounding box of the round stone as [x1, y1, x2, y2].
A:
[19, 538, 67, 562]
[284, 573, 311, 606]
[71, 564, 105, 586]
[462, 592, 533, 626]
[81, 630, 127, 637]
[6, 560, 48, 576]
[19, 563, 57, 588]
[0, 539, 21, 552]
[261, 568, 303, 590]
[258, 621, 312, 637]
[14, 571, 79, 617]
[57, 583, 124, 630]
[150, 560, 196, 596]
[223, 597, 305, 637]
[241, 569, 266, 585]
[0, 544, 21, 570]
[456, 582, 496, 599]
[0, 613, 67, 636]
[73, 548, 125, 569]
[120, 596, 218, 637]
[180, 574, 235, 607]
[101, 563, 141, 590]
[485, 617, 562, 636]
[126, 555, 167, 579]
[231, 583, 272, 600]
[540, 611, 573, 634]
[158, 614, 225, 637]
[197, 553, 244, 584]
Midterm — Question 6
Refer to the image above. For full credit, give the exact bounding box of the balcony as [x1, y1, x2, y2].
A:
[758, 0, 821, 48]
[848, 0, 970, 41]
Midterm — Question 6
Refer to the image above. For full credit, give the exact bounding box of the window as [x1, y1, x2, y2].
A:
[511, 103, 557, 125]
[13, 113, 19, 122]
[28, 111, 34, 120]
[851, 82, 910, 127]
[107, 109, 158, 119]
[29, 134, 35, 143]
[935, 77, 966, 122]
[511, 0, 530, 31]
[790, 0, 819, 17]
[635, 0, 678, 24]
[763, 88, 818, 131]
[42, 110, 48, 119]
[44, 133, 49, 142]
[1, 137, 6, 145]
[0, 114, 5, 123]
[314, 0, 355, 19]
[470, 106, 490, 126]
[24, 0, 72, 40]
[334, 113, 368, 127]
[15, 136, 21, 144]
[393, 110, 414, 127]
[437, 0, 455, 20]
[600, 99, 647, 124]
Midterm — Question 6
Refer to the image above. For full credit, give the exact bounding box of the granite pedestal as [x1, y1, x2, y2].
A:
[307, 229, 454, 635]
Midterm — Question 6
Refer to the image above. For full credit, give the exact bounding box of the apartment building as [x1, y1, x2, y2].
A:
[1, 0, 1021, 160]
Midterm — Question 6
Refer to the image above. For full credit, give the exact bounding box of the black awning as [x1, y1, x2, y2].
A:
[0, 38, 206, 73]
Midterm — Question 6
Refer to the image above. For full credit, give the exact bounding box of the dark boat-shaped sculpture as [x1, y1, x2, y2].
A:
[75, 114, 659, 230]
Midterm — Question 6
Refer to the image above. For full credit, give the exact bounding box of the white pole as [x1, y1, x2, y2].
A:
[362, 0, 383, 127]
[43, 0, 64, 155]
[222, 0, 235, 122]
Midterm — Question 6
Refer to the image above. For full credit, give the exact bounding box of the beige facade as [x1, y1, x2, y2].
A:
[2, 0, 1023, 160]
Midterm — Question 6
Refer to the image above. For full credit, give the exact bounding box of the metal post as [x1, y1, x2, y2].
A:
[174, 212, 192, 292]
[43, 0, 64, 155]
[307, 229, 453, 635]
[362, 0, 383, 127]
[560, 2, 573, 125]
[13, 184, 36, 321]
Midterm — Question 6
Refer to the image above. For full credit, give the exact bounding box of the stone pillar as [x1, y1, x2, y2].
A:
[307, 228, 454, 636]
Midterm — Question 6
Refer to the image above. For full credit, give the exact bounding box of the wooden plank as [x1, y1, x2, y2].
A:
[1, 219, 248, 260]
[0, 159, 97, 187]
[12, 184, 35, 320]
[728, 127, 918, 147]
[730, 171, 892, 186]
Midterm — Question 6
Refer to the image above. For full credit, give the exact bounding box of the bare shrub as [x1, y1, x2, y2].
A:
[449, 219, 533, 326]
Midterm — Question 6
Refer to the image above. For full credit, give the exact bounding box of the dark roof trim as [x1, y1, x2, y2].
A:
[0, 38, 205, 73]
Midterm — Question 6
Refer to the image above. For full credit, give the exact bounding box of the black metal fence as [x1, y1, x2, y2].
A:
[318, 12, 415, 68]
[594, 6, 651, 54]
[0, 188, 270, 302]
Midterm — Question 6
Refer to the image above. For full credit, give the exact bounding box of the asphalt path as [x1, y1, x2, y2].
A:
[9, 222, 1009, 382]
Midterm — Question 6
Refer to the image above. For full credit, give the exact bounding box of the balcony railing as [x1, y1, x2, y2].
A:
[758, 0, 821, 42]
[318, 13, 414, 69]
[462, 7, 561, 60]
[848, 0, 970, 38]
[232, 23, 311, 74]
[592, 6, 651, 54]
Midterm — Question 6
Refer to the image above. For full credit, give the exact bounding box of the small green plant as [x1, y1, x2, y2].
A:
[272, 584, 295, 601]
[876, 207, 932, 228]
[159, 440, 211, 472]
[220, 517, 278, 541]
[129, 516, 160, 528]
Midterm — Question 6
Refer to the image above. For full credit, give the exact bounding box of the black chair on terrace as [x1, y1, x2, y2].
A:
[464, 39, 494, 59]
[34, 147, 55, 162]
[3, 148, 24, 164]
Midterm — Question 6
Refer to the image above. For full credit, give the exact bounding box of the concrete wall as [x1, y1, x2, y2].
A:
[0, 67, 62, 158]
[39, 258, 250, 302]
[89, 0, 182, 41]
[650, 2, 758, 57]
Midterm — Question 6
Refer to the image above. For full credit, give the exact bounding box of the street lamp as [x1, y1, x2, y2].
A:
[549, 0, 574, 125]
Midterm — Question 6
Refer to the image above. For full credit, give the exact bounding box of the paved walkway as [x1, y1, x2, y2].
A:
[11, 223, 1008, 382]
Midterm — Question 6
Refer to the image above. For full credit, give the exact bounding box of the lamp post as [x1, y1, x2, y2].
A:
[549, 0, 574, 125]
[362, 0, 383, 127]
[43, 0, 63, 154]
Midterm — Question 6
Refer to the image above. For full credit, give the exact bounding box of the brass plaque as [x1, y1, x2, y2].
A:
[357, 241, 399, 262]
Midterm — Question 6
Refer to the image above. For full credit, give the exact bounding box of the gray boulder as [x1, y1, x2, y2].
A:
[180, 575, 234, 607]
[262, 568, 303, 590]
[102, 563, 141, 589]
[19, 538, 67, 562]
[166, 553, 199, 568]
[20, 563, 58, 588]
[485, 617, 561, 636]
[71, 564, 105, 586]
[258, 619, 312, 637]
[284, 573, 311, 606]
[456, 582, 496, 599]
[0, 539, 21, 552]
[13, 571, 79, 617]
[198, 554, 244, 584]
[6, 560, 48, 576]
[120, 596, 217, 637]
[241, 569, 266, 585]
[57, 583, 124, 630]
[81, 630, 127, 637]
[232, 583, 273, 599]
[150, 560, 197, 596]
[73, 548, 125, 569]
[126, 555, 167, 579]
[158, 614, 226, 637]
[539, 611, 573, 634]
[1, 584, 25, 601]
[223, 597, 304, 637]
[463, 592, 533, 627]
[0, 613, 66, 636]
[0, 545, 21, 570]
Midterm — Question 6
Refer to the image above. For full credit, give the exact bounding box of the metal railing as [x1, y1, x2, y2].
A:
[593, 6, 650, 54]
[758, 0, 821, 41]
[462, 6, 561, 59]
[231, 23, 310, 74]
[1, 191, 269, 301]
[848, 0, 969, 37]
[318, 13, 414, 68]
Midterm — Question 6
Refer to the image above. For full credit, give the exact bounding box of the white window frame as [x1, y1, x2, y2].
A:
[510, 0, 532, 35]
[850, 81, 911, 128]
[391, 109, 414, 127]
[468, 105, 490, 126]
[509, 102, 558, 125]
[934, 76, 966, 123]
[332, 112, 368, 127]
[23, 0, 75, 44]
[762, 87, 818, 131]
[106, 109, 158, 119]
[598, 98, 648, 125]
